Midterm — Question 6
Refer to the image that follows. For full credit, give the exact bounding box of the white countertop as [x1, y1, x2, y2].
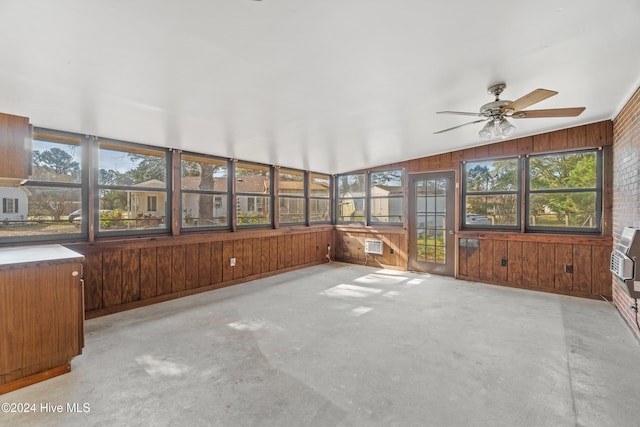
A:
[0, 244, 84, 266]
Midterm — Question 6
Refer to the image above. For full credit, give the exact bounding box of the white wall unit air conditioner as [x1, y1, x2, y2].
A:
[364, 239, 384, 255]
[610, 227, 640, 298]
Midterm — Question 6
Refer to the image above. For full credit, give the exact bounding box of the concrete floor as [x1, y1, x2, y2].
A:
[3, 262, 640, 427]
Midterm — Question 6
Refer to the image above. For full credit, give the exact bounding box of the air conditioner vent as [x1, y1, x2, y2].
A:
[611, 250, 634, 281]
[364, 239, 383, 255]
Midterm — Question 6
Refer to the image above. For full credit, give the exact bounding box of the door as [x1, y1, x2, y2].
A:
[408, 172, 455, 275]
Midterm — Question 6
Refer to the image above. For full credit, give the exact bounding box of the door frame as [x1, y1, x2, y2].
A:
[408, 171, 456, 276]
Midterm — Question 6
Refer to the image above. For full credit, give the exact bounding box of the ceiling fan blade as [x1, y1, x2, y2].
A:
[502, 89, 558, 114]
[511, 107, 586, 119]
[434, 118, 488, 134]
[436, 111, 484, 117]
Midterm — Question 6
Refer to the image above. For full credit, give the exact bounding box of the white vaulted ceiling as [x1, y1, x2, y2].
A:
[1, 0, 639, 174]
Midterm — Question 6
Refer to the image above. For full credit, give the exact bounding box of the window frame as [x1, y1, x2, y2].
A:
[368, 168, 405, 226]
[461, 157, 521, 231]
[336, 173, 366, 224]
[95, 138, 171, 237]
[309, 172, 332, 224]
[179, 152, 230, 231]
[2, 128, 88, 244]
[235, 161, 273, 228]
[278, 168, 306, 226]
[525, 148, 602, 233]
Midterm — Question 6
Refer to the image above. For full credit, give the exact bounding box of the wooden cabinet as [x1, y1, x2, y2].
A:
[0, 112, 32, 180]
[0, 245, 84, 394]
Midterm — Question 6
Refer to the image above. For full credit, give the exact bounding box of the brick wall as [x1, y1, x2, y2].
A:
[612, 86, 640, 339]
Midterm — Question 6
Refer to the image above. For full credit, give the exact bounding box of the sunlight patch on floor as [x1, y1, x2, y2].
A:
[228, 319, 266, 331]
[321, 284, 384, 298]
[135, 354, 190, 377]
[373, 269, 407, 276]
[354, 273, 408, 285]
[351, 306, 373, 316]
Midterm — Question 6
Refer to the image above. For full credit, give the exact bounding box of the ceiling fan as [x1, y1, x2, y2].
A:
[434, 83, 585, 139]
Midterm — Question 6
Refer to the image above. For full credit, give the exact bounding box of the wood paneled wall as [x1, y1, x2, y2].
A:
[408, 121, 613, 173]
[348, 120, 614, 298]
[67, 227, 334, 318]
[458, 234, 612, 298]
[335, 226, 407, 270]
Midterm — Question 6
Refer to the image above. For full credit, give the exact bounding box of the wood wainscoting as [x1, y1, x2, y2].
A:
[66, 226, 334, 318]
[457, 232, 612, 299]
[335, 226, 407, 270]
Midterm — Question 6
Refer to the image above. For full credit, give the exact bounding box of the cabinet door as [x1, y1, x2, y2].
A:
[0, 260, 84, 387]
[0, 113, 31, 180]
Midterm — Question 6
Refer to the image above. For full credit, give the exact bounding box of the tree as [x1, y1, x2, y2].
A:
[182, 159, 225, 222]
[29, 148, 81, 220]
[529, 152, 597, 225]
[126, 153, 166, 183]
[101, 190, 128, 210]
[99, 169, 127, 185]
[465, 164, 491, 192]
[338, 174, 365, 197]
[29, 188, 78, 221]
[465, 159, 518, 224]
[198, 162, 216, 221]
[32, 148, 80, 182]
[371, 170, 402, 187]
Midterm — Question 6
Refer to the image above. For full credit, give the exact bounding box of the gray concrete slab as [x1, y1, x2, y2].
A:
[3, 263, 639, 426]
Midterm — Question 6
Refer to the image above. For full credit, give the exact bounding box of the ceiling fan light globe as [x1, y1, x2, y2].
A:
[479, 121, 493, 139]
[492, 119, 503, 137]
[499, 118, 517, 137]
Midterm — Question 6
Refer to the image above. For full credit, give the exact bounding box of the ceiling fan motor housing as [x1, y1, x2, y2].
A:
[480, 100, 510, 118]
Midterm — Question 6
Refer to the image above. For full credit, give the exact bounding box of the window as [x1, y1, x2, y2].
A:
[180, 154, 229, 229]
[337, 173, 365, 223]
[97, 140, 169, 234]
[526, 149, 601, 231]
[462, 158, 520, 229]
[462, 150, 603, 234]
[236, 162, 271, 226]
[309, 173, 331, 223]
[279, 168, 305, 224]
[147, 196, 157, 212]
[1, 129, 84, 243]
[2, 198, 18, 213]
[369, 169, 404, 224]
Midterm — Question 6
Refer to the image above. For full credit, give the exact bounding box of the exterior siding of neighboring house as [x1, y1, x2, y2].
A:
[338, 192, 364, 220]
[125, 179, 167, 222]
[127, 176, 330, 225]
[181, 176, 229, 225]
[180, 175, 272, 224]
[370, 185, 403, 222]
[182, 192, 228, 225]
[0, 186, 29, 222]
[236, 176, 270, 221]
[339, 184, 402, 222]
